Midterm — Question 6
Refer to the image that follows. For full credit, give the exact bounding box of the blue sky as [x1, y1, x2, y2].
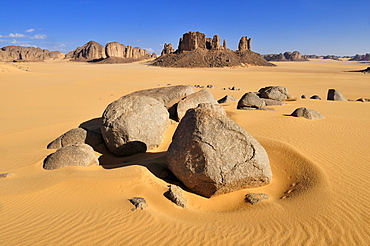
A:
[0, 0, 369, 56]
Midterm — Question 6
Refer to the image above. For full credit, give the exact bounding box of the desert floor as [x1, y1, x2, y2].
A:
[0, 59, 369, 245]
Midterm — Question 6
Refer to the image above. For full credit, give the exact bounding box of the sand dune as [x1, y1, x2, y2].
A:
[0, 59, 369, 245]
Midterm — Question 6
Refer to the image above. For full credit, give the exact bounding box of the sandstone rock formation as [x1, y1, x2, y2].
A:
[238, 36, 252, 51]
[161, 43, 174, 56]
[218, 95, 238, 104]
[176, 89, 219, 121]
[43, 144, 99, 170]
[66, 40, 153, 63]
[258, 86, 290, 101]
[0, 46, 65, 62]
[152, 31, 274, 68]
[290, 107, 325, 120]
[47, 128, 103, 150]
[66, 41, 106, 61]
[101, 95, 170, 156]
[349, 53, 370, 61]
[237, 92, 266, 109]
[263, 51, 308, 61]
[327, 89, 347, 101]
[167, 104, 272, 198]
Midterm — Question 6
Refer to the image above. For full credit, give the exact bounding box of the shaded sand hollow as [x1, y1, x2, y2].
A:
[0, 59, 369, 245]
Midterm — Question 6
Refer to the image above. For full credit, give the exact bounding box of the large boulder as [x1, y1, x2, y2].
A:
[237, 92, 266, 109]
[327, 89, 347, 101]
[167, 104, 272, 198]
[43, 144, 99, 170]
[126, 85, 194, 109]
[176, 89, 218, 120]
[290, 107, 325, 120]
[258, 86, 289, 101]
[47, 128, 103, 149]
[101, 95, 170, 156]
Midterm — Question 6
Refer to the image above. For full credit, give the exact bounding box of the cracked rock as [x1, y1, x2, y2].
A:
[166, 103, 272, 198]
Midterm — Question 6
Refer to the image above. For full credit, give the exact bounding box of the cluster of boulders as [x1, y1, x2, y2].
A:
[152, 31, 274, 68]
[262, 51, 308, 61]
[65, 40, 155, 63]
[0, 46, 65, 62]
[44, 84, 273, 199]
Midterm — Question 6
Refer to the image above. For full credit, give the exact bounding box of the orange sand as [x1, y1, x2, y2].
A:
[0, 59, 369, 245]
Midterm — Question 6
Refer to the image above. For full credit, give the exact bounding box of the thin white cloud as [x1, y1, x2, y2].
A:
[25, 28, 35, 33]
[31, 34, 47, 39]
[8, 33, 26, 38]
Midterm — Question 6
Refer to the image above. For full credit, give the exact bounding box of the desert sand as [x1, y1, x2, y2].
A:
[0, 59, 369, 245]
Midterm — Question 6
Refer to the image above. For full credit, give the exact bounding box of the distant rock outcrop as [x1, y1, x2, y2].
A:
[263, 51, 308, 61]
[0, 46, 65, 62]
[349, 53, 370, 61]
[66, 40, 153, 63]
[153, 31, 274, 68]
[161, 43, 174, 56]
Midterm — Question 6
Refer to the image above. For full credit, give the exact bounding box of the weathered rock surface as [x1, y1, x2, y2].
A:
[0, 46, 65, 62]
[263, 51, 308, 61]
[327, 89, 347, 101]
[101, 95, 170, 156]
[126, 85, 194, 109]
[47, 128, 103, 149]
[167, 104, 272, 198]
[237, 92, 266, 109]
[165, 185, 188, 208]
[152, 31, 274, 68]
[66, 41, 106, 61]
[218, 95, 238, 104]
[43, 144, 99, 170]
[261, 98, 287, 106]
[161, 43, 174, 56]
[176, 89, 218, 120]
[245, 193, 269, 204]
[290, 107, 325, 120]
[128, 197, 147, 210]
[0, 173, 13, 178]
[105, 42, 126, 58]
[349, 53, 370, 61]
[258, 86, 290, 101]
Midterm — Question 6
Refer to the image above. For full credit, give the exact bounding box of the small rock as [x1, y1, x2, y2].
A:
[129, 197, 147, 211]
[310, 95, 321, 100]
[290, 107, 325, 120]
[207, 85, 216, 89]
[0, 173, 13, 178]
[229, 86, 240, 91]
[217, 95, 238, 104]
[245, 193, 269, 204]
[327, 89, 347, 101]
[356, 98, 370, 102]
[165, 185, 188, 208]
[301, 95, 307, 99]
[237, 92, 266, 109]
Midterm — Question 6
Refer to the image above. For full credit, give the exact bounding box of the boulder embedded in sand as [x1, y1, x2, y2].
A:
[327, 89, 347, 101]
[101, 95, 170, 156]
[167, 104, 272, 198]
[43, 144, 99, 170]
[176, 89, 218, 121]
[290, 107, 325, 120]
[217, 95, 238, 104]
[245, 193, 269, 205]
[129, 197, 147, 210]
[258, 86, 289, 101]
[237, 92, 266, 109]
[261, 98, 287, 106]
[126, 85, 194, 109]
[47, 128, 103, 149]
[310, 95, 321, 100]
